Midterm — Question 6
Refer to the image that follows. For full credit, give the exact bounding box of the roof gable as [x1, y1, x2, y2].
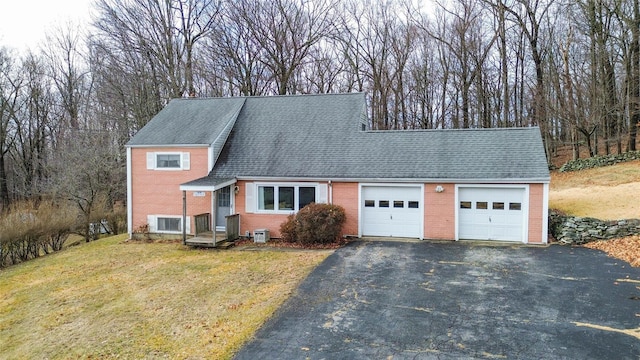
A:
[126, 97, 245, 146]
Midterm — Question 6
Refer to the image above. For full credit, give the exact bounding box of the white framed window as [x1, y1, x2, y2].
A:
[146, 152, 190, 170]
[157, 154, 181, 168]
[246, 183, 327, 213]
[147, 215, 191, 234]
[158, 217, 181, 231]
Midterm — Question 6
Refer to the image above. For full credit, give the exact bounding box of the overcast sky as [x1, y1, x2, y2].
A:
[0, 0, 93, 52]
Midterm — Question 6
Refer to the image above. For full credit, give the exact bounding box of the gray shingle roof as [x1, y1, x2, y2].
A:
[211, 126, 549, 182]
[127, 97, 245, 146]
[348, 128, 550, 180]
[132, 93, 550, 185]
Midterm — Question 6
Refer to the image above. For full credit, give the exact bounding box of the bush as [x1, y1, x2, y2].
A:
[0, 200, 77, 268]
[279, 203, 346, 246]
[37, 201, 76, 253]
[279, 214, 297, 243]
[105, 202, 127, 235]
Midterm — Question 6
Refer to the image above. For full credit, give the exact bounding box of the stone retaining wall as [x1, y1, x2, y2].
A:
[549, 210, 640, 245]
[559, 151, 640, 172]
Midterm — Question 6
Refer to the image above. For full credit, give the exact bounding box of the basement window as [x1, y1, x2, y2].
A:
[157, 217, 181, 232]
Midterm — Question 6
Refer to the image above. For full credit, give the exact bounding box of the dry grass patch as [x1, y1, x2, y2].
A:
[551, 160, 640, 189]
[0, 234, 331, 359]
[550, 161, 640, 267]
[550, 160, 640, 220]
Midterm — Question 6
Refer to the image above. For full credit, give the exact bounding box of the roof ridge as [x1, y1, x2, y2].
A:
[363, 127, 538, 133]
[169, 92, 365, 101]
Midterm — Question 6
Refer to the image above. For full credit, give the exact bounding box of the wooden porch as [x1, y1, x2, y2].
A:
[184, 213, 240, 249]
[185, 231, 236, 248]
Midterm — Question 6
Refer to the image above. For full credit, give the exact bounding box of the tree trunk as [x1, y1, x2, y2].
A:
[0, 153, 10, 211]
[629, 0, 640, 151]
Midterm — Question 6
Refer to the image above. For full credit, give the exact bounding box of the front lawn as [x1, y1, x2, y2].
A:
[0, 234, 331, 359]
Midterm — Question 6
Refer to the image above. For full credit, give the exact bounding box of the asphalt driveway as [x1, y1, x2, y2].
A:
[234, 240, 640, 359]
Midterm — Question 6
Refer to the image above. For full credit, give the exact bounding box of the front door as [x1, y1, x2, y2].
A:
[216, 186, 232, 230]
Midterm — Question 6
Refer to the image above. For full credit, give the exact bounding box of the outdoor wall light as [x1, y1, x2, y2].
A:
[234, 186, 240, 195]
[435, 185, 444, 193]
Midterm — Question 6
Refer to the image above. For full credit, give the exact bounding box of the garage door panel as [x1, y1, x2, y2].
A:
[362, 186, 422, 238]
[458, 187, 525, 242]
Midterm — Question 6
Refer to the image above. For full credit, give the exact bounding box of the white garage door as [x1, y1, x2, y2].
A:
[362, 186, 422, 238]
[458, 187, 525, 242]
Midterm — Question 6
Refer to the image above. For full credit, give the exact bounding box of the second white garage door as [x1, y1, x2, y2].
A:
[458, 187, 526, 242]
[361, 185, 422, 238]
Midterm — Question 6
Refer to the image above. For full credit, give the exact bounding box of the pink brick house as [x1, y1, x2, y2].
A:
[126, 93, 550, 244]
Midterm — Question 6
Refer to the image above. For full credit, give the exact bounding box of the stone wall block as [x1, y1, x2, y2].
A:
[549, 210, 640, 245]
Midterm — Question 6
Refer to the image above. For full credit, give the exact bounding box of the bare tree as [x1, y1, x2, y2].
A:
[47, 131, 124, 242]
[11, 53, 53, 199]
[232, 0, 339, 95]
[94, 0, 186, 99]
[174, 0, 221, 96]
[341, 0, 401, 129]
[0, 48, 20, 210]
[297, 41, 349, 94]
[626, 0, 640, 151]
[202, 2, 271, 96]
[43, 23, 91, 133]
[498, 0, 556, 161]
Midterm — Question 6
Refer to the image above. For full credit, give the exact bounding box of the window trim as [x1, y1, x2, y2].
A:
[147, 151, 190, 171]
[254, 183, 319, 214]
[157, 216, 182, 232]
[156, 153, 182, 169]
[148, 214, 190, 234]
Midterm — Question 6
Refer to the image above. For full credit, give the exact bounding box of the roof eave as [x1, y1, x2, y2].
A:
[234, 176, 551, 184]
[126, 143, 211, 148]
[179, 178, 237, 192]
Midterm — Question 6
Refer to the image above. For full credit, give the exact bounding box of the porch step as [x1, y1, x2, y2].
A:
[185, 237, 235, 249]
[215, 241, 235, 249]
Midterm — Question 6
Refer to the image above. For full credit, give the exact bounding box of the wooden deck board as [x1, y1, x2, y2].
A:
[185, 232, 234, 248]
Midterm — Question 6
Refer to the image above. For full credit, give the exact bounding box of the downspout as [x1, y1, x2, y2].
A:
[126, 147, 132, 238]
[182, 190, 187, 245]
[212, 190, 217, 246]
[328, 180, 333, 204]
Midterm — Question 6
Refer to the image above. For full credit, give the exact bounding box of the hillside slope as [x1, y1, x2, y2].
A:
[550, 160, 640, 220]
[550, 160, 640, 267]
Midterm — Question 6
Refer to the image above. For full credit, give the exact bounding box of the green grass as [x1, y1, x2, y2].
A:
[0, 234, 331, 359]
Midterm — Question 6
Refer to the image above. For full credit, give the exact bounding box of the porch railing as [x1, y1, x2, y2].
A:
[194, 213, 211, 236]
[226, 214, 240, 241]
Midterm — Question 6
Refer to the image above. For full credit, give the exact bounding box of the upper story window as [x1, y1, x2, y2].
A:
[146, 152, 190, 170]
[157, 154, 181, 168]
